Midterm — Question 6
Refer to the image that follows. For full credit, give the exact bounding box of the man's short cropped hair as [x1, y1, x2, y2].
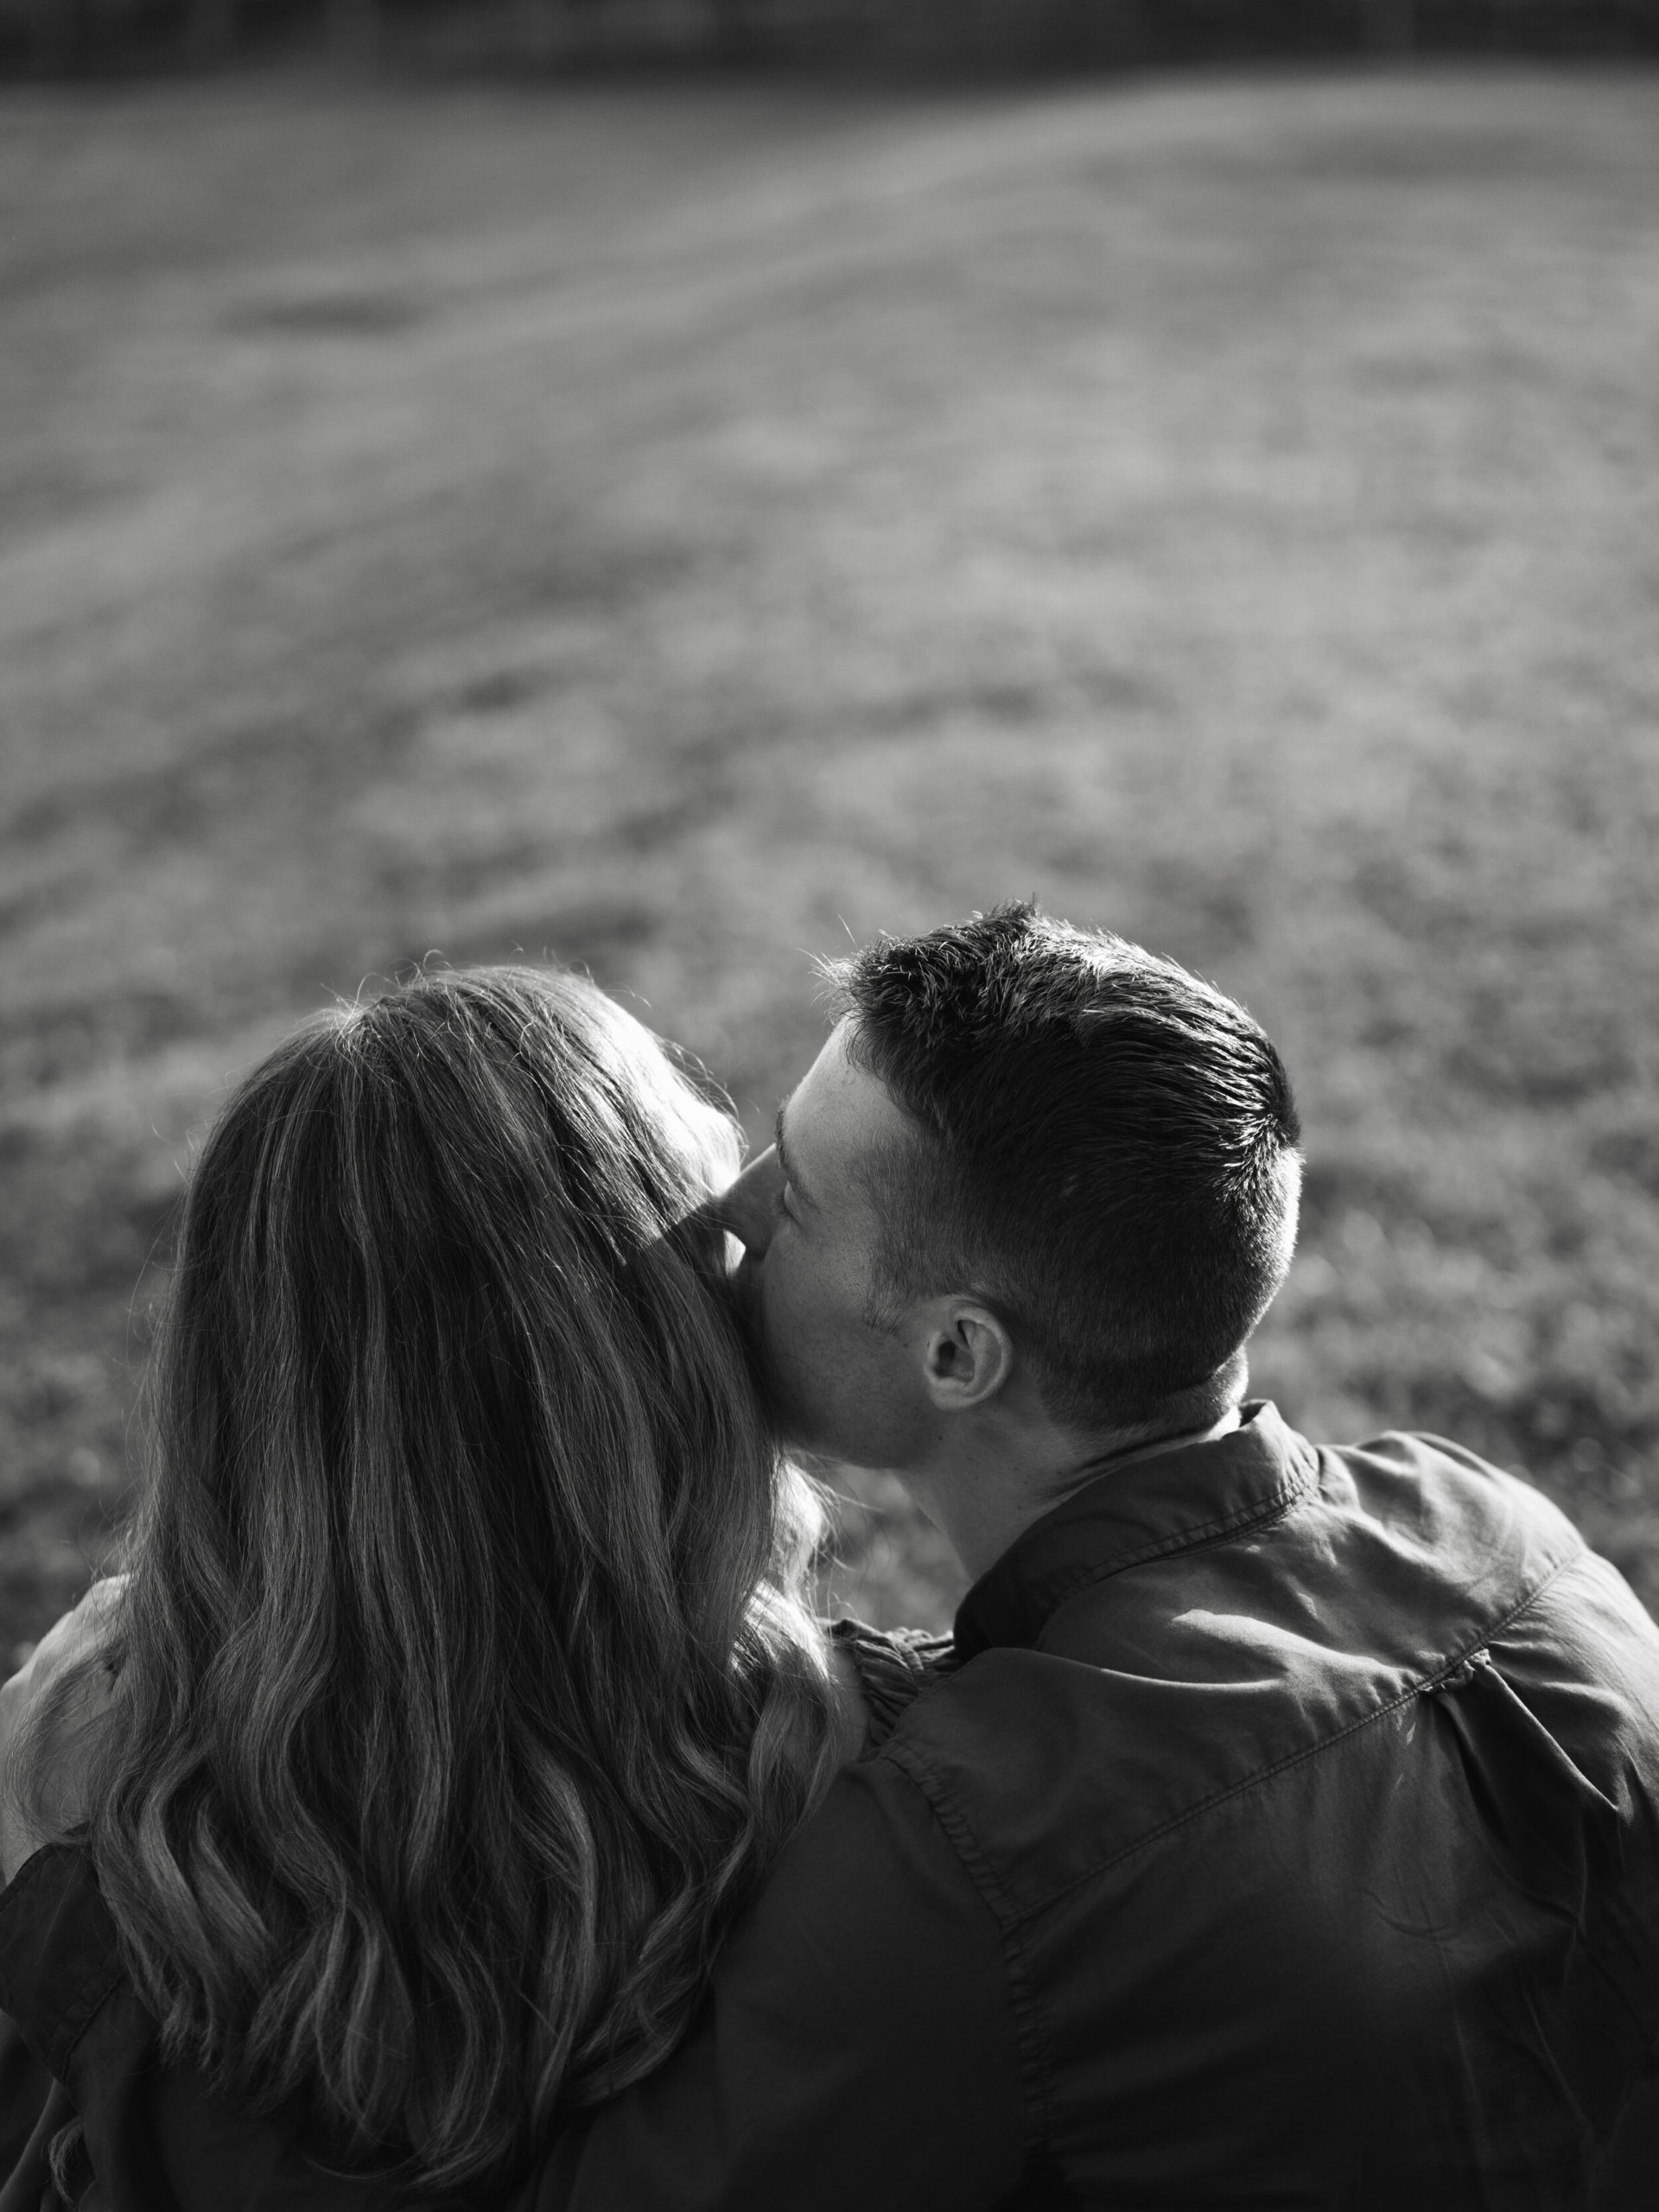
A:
[823, 903, 1303, 1433]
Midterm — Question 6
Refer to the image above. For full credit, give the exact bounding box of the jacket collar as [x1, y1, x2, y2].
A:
[953, 1400, 1319, 1661]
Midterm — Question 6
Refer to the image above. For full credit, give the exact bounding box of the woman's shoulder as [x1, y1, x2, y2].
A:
[0, 1580, 124, 1887]
[828, 1618, 958, 1755]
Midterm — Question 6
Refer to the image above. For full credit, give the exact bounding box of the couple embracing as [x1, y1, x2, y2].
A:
[3, 902, 1657, 2210]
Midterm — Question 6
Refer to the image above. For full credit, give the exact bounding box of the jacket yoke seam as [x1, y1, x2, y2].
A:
[1030, 1538, 1586, 1920]
[893, 1536, 1585, 1945]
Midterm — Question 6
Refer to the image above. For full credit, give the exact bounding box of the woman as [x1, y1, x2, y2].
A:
[0, 967, 932, 2208]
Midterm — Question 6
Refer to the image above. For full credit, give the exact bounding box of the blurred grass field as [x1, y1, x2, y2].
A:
[2, 64, 1657, 1653]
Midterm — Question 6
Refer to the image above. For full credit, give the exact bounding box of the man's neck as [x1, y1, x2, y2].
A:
[903, 1402, 1245, 1585]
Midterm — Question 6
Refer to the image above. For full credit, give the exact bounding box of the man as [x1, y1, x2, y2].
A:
[525, 904, 1659, 2207]
[6, 904, 1659, 2207]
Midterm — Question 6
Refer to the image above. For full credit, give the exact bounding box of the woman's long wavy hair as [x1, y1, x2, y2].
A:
[35, 966, 842, 2197]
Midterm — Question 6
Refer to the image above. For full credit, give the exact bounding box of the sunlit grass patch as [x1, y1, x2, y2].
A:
[2, 67, 1656, 1643]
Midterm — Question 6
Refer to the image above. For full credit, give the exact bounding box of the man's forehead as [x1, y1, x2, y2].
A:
[783, 1022, 910, 1191]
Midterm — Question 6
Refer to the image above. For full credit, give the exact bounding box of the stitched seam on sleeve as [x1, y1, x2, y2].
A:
[0, 1845, 127, 2077]
[881, 1740, 1052, 2161]
[54, 1952, 126, 2070]
[998, 1914, 1058, 2164]
[0, 1836, 65, 1920]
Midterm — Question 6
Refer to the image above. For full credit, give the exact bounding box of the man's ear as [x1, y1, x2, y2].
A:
[917, 1302, 1016, 1414]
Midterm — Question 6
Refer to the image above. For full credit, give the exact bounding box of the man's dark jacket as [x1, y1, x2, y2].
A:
[3, 1402, 1659, 2208]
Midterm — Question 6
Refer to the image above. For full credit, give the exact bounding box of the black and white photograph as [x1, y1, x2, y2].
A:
[1, 3, 1657, 2204]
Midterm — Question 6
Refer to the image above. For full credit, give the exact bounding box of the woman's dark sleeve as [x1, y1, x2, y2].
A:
[0, 1845, 408, 2212]
[0, 2008, 74, 2212]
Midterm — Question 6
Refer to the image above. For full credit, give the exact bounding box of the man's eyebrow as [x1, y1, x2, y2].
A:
[774, 1105, 818, 1211]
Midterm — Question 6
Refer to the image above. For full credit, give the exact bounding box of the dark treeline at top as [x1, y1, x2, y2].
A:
[10, 0, 1659, 78]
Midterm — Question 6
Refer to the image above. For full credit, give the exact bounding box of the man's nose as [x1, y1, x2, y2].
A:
[719, 1145, 784, 1262]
